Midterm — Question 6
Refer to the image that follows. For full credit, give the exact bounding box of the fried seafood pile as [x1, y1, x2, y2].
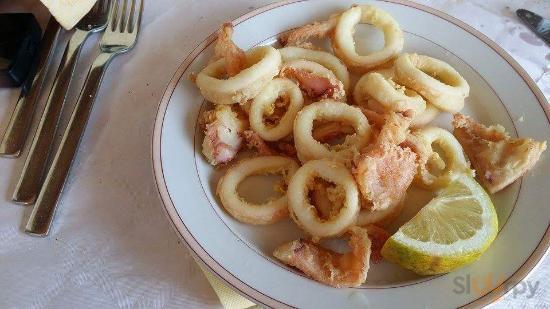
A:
[191, 5, 546, 288]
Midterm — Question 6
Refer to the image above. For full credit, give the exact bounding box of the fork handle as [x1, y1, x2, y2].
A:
[26, 52, 114, 236]
[14, 30, 90, 205]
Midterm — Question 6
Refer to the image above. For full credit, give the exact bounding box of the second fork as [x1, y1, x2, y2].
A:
[13, 0, 110, 204]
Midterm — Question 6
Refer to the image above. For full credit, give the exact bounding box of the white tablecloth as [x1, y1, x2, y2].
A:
[0, 0, 548, 308]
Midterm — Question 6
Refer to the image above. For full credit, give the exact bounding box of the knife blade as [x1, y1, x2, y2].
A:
[516, 9, 550, 46]
[0, 17, 62, 157]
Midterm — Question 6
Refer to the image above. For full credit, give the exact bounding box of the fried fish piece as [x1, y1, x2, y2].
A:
[212, 22, 246, 77]
[242, 130, 297, 157]
[279, 63, 346, 101]
[452, 113, 547, 194]
[279, 14, 339, 49]
[353, 112, 417, 210]
[273, 226, 371, 288]
[242, 130, 277, 156]
[365, 225, 390, 264]
[201, 105, 248, 166]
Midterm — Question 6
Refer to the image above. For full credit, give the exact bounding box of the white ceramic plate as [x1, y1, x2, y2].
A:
[152, 1, 550, 307]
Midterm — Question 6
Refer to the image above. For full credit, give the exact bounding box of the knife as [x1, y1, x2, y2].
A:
[0, 17, 62, 157]
[516, 9, 550, 46]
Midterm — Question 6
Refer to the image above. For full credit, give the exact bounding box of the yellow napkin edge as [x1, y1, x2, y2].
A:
[198, 263, 259, 309]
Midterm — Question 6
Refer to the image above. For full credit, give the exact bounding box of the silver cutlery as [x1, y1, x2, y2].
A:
[13, 0, 110, 205]
[0, 17, 62, 157]
[517, 9, 550, 45]
[26, 0, 143, 236]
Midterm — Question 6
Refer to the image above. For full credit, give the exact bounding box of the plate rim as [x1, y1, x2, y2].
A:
[151, 0, 550, 307]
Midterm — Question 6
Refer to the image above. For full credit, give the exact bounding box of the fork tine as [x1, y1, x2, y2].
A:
[119, 0, 128, 32]
[134, 0, 143, 34]
[109, 0, 119, 31]
[126, 0, 136, 33]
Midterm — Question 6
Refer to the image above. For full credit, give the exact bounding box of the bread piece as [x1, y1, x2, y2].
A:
[41, 0, 98, 30]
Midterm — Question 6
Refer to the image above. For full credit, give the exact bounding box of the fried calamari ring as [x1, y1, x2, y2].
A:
[294, 100, 371, 163]
[394, 53, 470, 113]
[356, 200, 405, 227]
[288, 159, 360, 238]
[409, 127, 474, 189]
[312, 121, 356, 143]
[410, 104, 440, 128]
[249, 78, 304, 141]
[332, 5, 404, 72]
[365, 99, 441, 129]
[280, 59, 346, 101]
[358, 78, 440, 129]
[353, 71, 426, 115]
[273, 226, 371, 287]
[217, 156, 299, 225]
[279, 46, 351, 92]
[315, 183, 405, 228]
[196, 46, 281, 105]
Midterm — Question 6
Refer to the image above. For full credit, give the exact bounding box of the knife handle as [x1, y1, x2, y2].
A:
[0, 17, 62, 157]
[25, 52, 113, 236]
[516, 9, 550, 45]
[13, 30, 89, 204]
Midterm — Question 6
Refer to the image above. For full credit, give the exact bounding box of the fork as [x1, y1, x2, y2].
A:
[25, 0, 143, 236]
[13, 0, 110, 205]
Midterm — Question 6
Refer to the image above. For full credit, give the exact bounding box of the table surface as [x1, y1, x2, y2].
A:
[0, 0, 548, 308]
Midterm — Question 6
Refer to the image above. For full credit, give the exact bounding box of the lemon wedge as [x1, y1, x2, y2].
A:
[381, 175, 498, 275]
